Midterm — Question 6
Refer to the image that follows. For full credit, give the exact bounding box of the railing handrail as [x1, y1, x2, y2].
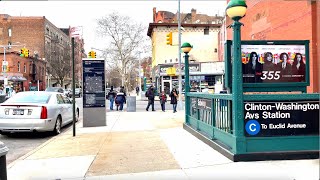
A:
[186, 92, 232, 100]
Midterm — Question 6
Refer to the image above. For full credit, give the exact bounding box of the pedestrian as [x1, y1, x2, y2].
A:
[145, 85, 155, 111]
[170, 88, 178, 113]
[107, 86, 117, 110]
[136, 86, 140, 96]
[159, 90, 167, 112]
[115, 89, 126, 111]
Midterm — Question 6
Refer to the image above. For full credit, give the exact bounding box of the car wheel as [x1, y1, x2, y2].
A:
[53, 116, 62, 135]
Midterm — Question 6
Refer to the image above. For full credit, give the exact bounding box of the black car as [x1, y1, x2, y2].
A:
[45, 87, 64, 93]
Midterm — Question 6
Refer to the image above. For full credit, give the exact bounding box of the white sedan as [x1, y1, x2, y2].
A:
[0, 91, 79, 135]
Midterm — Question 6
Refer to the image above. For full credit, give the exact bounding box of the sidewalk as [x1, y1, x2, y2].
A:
[7, 110, 319, 180]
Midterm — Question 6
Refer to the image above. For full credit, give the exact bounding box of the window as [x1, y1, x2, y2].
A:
[56, 94, 64, 104]
[214, 48, 217, 53]
[165, 60, 167, 63]
[204, 28, 209, 35]
[18, 62, 20, 72]
[170, 59, 172, 63]
[24, 63, 26, 73]
[8, 28, 12, 37]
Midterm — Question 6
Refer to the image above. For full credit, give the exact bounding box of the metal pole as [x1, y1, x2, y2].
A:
[178, 0, 182, 110]
[72, 37, 76, 137]
[231, 20, 244, 137]
[138, 53, 142, 99]
[184, 53, 190, 119]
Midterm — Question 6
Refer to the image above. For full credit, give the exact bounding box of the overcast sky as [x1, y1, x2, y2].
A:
[0, 1, 226, 56]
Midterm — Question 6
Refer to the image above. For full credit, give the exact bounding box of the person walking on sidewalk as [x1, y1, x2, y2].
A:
[170, 88, 179, 113]
[145, 86, 155, 111]
[107, 86, 117, 110]
[159, 90, 167, 112]
[115, 89, 126, 111]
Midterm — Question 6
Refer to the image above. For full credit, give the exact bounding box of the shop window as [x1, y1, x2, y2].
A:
[24, 63, 26, 73]
[204, 28, 209, 35]
[18, 62, 20, 72]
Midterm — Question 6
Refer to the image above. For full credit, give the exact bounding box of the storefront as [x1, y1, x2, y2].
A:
[0, 73, 27, 92]
[155, 62, 224, 94]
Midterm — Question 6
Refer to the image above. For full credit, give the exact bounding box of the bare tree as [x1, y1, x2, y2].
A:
[46, 40, 72, 87]
[97, 12, 146, 92]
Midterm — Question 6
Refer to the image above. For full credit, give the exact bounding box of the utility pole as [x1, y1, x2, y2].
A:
[178, 0, 183, 110]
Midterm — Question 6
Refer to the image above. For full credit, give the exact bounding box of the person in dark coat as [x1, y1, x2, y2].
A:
[277, 52, 292, 82]
[145, 86, 155, 111]
[107, 86, 117, 110]
[242, 52, 263, 83]
[159, 90, 167, 112]
[291, 53, 305, 82]
[115, 89, 126, 111]
[170, 88, 178, 113]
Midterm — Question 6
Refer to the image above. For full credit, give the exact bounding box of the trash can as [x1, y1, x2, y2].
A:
[126, 96, 136, 112]
[0, 141, 9, 180]
[0, 95, 6, 103]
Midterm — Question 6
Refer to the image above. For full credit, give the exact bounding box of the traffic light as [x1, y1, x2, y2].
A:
[92, 51, 96, 58]
[166, 32, 172, 45]
[20, 48, 25, 57]
[88, 51, 92, 58]
[24, 49, 29, 58]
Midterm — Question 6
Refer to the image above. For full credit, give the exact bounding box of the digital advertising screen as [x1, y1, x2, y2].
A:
[82, 59, 105, 108]
[241, 44, 307, 84]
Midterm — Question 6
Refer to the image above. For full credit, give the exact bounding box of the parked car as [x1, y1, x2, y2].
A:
[45, 87, 64, 93]
[0, 91, 79, 135]
[72, 88, 82, 98]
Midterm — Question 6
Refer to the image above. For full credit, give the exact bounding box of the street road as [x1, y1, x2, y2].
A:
[0, 97, 83, 165]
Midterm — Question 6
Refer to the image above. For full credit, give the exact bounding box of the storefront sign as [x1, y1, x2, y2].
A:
[244, 101, 319, 137]
[159, 64, 200, 75]
[241, 44, 307, 83]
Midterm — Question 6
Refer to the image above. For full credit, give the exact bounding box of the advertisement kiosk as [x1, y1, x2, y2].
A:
[82, 58, 106, 127]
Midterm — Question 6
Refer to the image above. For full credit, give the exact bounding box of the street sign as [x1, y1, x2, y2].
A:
[244, 100, 319, 137]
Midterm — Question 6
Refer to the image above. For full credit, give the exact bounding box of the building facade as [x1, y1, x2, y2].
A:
[148, 8, 225, 94]
[0, 14, 85, 90]
[224, 0, 319, 93]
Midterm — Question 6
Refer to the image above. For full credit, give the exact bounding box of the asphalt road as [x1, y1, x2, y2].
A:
[0, 97, 83, 165]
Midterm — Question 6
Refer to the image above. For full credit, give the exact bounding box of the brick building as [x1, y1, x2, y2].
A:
[0, 52, 46, 91]
[148, 8, 225, 93]
[0, 14, 86, 90]
[224, 0, 319, 93]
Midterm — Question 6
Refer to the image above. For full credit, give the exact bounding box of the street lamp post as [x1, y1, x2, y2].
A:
[181, 42, 193, 122]
[226, 0, 247, 139]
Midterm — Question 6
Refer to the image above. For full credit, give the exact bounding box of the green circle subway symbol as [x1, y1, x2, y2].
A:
[245, 120, 261, 135]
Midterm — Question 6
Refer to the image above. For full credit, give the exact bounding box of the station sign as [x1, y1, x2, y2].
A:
[244, 100, 319, 137]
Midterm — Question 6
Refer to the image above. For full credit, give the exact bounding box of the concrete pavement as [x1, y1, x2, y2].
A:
[7, 108, 320, 180]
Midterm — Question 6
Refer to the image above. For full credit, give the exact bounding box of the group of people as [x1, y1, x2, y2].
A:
[243, 52, 306, 83]
[107, 86, 126, 111]
[145, 85, 179, 113]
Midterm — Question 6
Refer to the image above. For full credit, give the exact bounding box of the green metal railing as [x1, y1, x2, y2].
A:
[186, 92, 319, 154]
[186, 92, 234, 147]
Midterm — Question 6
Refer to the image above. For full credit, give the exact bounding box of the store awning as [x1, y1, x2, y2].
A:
[0, 76, 27, 81]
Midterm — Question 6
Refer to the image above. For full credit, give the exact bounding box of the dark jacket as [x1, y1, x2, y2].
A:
[170, 91, 178, 104]
[243, 61, 263, 83]
[159, 93, 167, 104]
[107, 89, 117, 99]
[277, 62, 292, 82]
[146, 88, 155, 100]
[115, 92, 126, 104]
[291, 62, 305, 82]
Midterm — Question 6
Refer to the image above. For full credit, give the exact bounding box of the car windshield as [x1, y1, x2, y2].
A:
[5, 92, 51, 104]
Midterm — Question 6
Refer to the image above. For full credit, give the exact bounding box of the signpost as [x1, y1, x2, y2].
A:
[82, 58, 106, 127]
